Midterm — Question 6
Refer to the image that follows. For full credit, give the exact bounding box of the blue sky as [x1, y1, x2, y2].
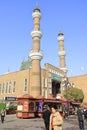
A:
[0, 0, 87, 77]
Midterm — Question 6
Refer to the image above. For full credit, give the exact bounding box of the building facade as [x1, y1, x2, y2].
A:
[0, 5, 66, 101]
[0, 5, 86, 104]
[0, 63, 65, 99]
[68, 75, 87, 104]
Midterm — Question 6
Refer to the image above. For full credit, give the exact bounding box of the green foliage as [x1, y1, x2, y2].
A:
[63, 87, 84, 102]
[8, 105, 17, 110]
[0, 103, 6, 114]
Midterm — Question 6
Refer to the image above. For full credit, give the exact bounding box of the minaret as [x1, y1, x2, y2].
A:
[57, 32, 67, 75]
[29, 4, 43, 97]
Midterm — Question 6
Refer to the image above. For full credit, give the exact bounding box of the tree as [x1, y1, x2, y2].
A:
[63, 87, 84, 102]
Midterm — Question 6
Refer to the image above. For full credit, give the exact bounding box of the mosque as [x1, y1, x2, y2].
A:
[0, 5, 87, 104]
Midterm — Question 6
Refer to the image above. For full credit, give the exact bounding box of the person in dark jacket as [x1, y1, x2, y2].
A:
[77, 107, 84, 130]
[84, 109, 87, 121]
[1, 108, 5, 123]
[43, 105, 51, 130]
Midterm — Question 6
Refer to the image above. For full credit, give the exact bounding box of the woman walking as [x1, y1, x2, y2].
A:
[50, 104, 63, 130]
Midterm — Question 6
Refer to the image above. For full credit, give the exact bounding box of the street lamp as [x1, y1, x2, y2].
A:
[62, 77, 71, 117]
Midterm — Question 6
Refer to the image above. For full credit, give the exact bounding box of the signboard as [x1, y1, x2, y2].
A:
[23, 101, 28, 108]
[4, 97, 17, 101]
[36, 102, 42, 111]
[66, 101, 69, 110]
[17, 105, 23, 111]
[52, 74, 61, 82]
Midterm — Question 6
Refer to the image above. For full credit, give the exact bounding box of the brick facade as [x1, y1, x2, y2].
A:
[68, 74, 87, 103]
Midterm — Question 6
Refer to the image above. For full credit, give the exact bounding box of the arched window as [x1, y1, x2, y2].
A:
[29, 102, 34, 111]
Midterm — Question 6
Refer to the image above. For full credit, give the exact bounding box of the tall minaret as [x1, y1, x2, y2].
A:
[57, 32, 67, 75]
[29, 4, 43, 97]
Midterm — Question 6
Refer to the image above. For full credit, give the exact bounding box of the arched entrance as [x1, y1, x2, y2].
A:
[52, 80, 61, 97]
[51, 74, 61, 97]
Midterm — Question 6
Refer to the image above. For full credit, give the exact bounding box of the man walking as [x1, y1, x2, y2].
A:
[43, 105, 51, 130]
[77, 107, 84, 130]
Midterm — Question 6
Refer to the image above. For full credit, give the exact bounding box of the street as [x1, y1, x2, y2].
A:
[0, 114, 87, 130]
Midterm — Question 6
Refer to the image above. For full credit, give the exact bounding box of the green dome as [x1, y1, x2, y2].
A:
[58, 31, 64, 36]
[33, 3, 41, 12]
[20, 58, 32, 70]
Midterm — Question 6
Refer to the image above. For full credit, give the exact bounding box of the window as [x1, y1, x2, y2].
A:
[29, 102, 34, 111]
[8, 81, 11, 93]
[24, 78, 27, 91]
[0, 83, 2, 94]
[13, 81, 16, 93]
[6, 82, 8, 93]
[45, 78, 47, 87]
[2, 83, 5, 94]
[42, 77, 45, 88]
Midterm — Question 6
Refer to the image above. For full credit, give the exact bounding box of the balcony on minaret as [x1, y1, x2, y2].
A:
[60, 67, 68, 73]
[31, 30, 42, 39]
[29, 49, 43, 60]
[57, 32, 64, 41]
[58, 50, 66, 56]
[33, 7, 41, 13]
[32, 5, 41, 19]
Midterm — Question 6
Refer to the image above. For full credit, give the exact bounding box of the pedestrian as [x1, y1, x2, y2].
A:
[50, 104, 63, 130]
[1, 108, 5, 123]
[43, 105, 51, 130]
[83, 108, 87, 121]
[77, 106, 84, 130]
[64, 111, 68, 119]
